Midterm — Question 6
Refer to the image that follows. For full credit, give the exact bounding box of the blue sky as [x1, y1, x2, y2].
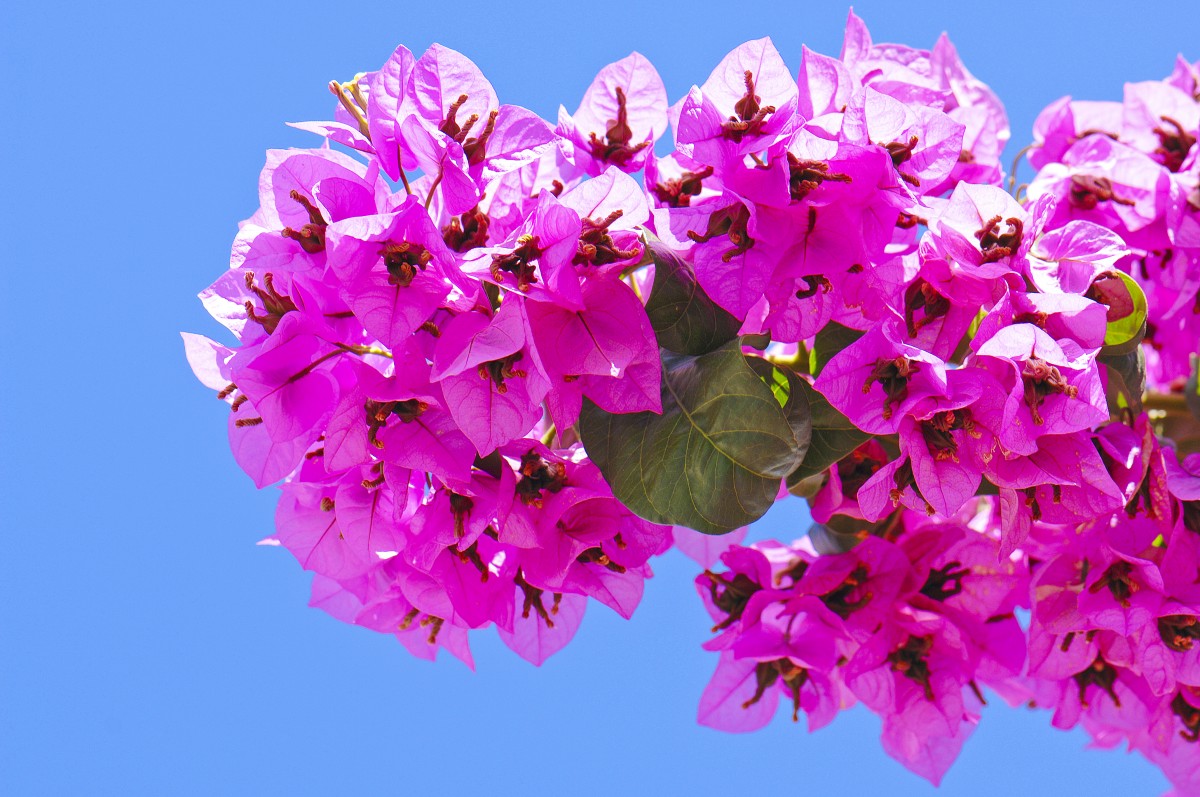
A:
[2, 0, 1197, 794]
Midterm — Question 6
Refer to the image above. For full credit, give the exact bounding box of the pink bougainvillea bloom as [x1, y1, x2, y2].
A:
[814, 318, 952, 435]
[525, 275, 661, 421]
[432, 301, 551, 456]
[558, 52, 668, 176]
[462, 190, 584, 307]
[325, 197, 464, 348]
[840, 88, 965, 195]
[971, 322, 1108, 455]
[675, 38, 799, 167]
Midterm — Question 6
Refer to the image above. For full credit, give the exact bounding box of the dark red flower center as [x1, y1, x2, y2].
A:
[1154, 116, 1196, 173]
[477, 352, 527, 394]
[920, 409, 979, 463]
[243, 271, 297, 335]
[888, 635, 936, 701]
[1021, 355, 1078, 425]
[884, 135, 921, 187]
[1074, 655, 1121, 709]
[1173, 693, 1200, 742]
[398, 609, 446, 644]
[382, 241, 432, 287]
[652, 166, 714, 208]
[440, 94, 499, 165]
[1022, 486, 1044, 521]
[514, 569, 562, 627]
[442, 205, 491, 253]
[794, 274, 832, 300]
[975, 215, 1024, 263]
[1182, 501, 1200, 535]
[1069, 175, 1137, 210]
[1012, 309, 1050, 328]
[863, 356, 919, 420]
[837, 446, 887, 499]
[490, 234, 543, 292]
[903, 278, 951, 337]
[448, 492, 475, 539]
[575, 546, 627, 573]
[588, 86, 652, 166]
[702, 570, 763, 631]
[687, 203, 755, 263]
[364, 398, 428, 448]
[821, 564, 873, 618]
[1088, 560, 1140, 608]
[515, 449, 567, 507]
[1160, 615, 1200, 652]
[454, 541, 492, 582]
[722, 71, 776, 142]
[787, 155, 852, 202]
[281, 190, 328, 253]
[742, 659, 810, 721]
[573, 210, 640, 267]
[920, 561, 970, 602]
[888, 458, 934, 514]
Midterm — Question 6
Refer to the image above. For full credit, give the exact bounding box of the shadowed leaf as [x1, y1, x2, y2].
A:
[745, 355, 813, 463]
[787, 379, 871, 485]
[642, 230, 742, 356]
[579, 341, 803, 534]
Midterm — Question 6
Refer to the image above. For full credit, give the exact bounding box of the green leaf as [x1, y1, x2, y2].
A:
[642, 230, 742, 356]
[808, 515, 870, 555]
[579, 341, 804, 535]
[951, 308, 988, 364]
[808, 322, 864, 377]
[810, 512, 907, 555]
[788, 472, 825, 498]
[786, 379, 871, 485]
[745, 356, 813, 463]
[1099, 347, 1146, 416]
[1093, 271, 1148, 356]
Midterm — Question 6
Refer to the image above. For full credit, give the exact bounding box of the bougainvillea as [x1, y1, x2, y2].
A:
[185, 10, 1200, 791]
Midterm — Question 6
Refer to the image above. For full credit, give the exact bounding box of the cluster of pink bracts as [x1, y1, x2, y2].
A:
[185, 10, 1200, 790]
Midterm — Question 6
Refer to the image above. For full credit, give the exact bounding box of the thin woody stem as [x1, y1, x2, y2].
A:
[1144, 391, 1190, 413]
[1008, 144, 1036, 195]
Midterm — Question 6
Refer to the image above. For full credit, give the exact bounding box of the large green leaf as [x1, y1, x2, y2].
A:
[745, 356, 813, 463]
[579, 341, 804, 534]
[642, 230, 742, 356]
[786, 379, 872, 485]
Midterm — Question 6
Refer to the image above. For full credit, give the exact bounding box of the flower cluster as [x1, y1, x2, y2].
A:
[186, 9, 1200, 792]
[649, 13, 1009, 339]
[183, 42, 676, 666]
[687, 23, 1200, 792]
[696, 506, 1027, 785]
[702, 451, 1200, 792]
[1027, 58, 1200, 390]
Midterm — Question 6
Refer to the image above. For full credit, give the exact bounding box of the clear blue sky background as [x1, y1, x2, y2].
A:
[2, 1, 1197, 794]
